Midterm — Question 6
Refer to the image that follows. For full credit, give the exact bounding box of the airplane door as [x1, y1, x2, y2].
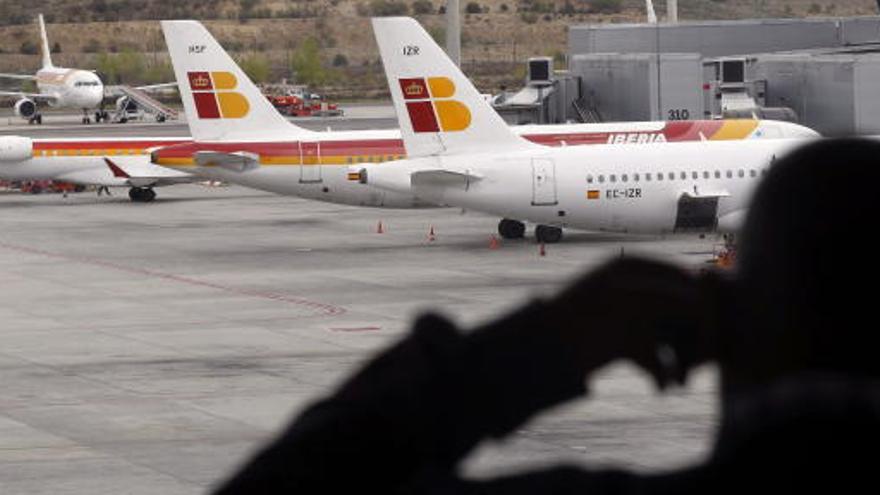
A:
[299, 141, 322, 183]
[674, 195, 719, 232]
[531, 158, 557, 206]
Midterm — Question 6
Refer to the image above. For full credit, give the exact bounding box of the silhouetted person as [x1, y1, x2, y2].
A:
[214, 138, 880, 494]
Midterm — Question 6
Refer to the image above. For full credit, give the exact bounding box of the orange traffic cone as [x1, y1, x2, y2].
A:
[539, 242, 546, 257]
[489, 235, 499, 249]
[377, 221, 384, 234]
[427, 225, 436, 242]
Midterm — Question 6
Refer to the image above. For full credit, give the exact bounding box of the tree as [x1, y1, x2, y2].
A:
[238, 54, 271, 83]
[291, 37, 327, 86]
[412, 0, 433, 14]
[19, 40, 38, 55]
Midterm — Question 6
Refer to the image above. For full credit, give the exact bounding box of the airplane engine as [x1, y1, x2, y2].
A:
[116, 96, 138, 113]
[0, 136, 34, 162]
[14, 98, 37, 119]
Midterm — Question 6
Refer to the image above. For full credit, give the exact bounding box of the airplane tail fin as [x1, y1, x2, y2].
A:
[371, 17, 532, 157]
[38, 14, 53, 69]
[160, 20, 313, 141]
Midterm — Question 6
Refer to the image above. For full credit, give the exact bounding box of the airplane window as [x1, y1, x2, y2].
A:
[633, 173, 639, 182]
[586, 175, 593, 183]
[703, 171, 710, 179]
[680, 171, 687, 180]
[715, 170, 721, 179]
[657, 173, 663, 181]
[761, 169, 767, 176]
[726, 170, 733, 178]
[750, 169, 757, 178]
[668, 172, 674, 180]
[622, 174, 628, 182]
[738, 169, 745, 178]
[691, 171, 698, 180]
[610, 174, 617, 183]
[598, 175, 605, 183]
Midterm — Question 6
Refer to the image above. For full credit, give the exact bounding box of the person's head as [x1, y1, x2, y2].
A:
[722, 138, 880, 392]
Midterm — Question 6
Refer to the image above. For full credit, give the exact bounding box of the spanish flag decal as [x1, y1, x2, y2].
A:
[587, 190, 600, 200]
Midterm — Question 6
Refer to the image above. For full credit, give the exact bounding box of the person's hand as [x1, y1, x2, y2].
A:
[543, 257, 722, 390]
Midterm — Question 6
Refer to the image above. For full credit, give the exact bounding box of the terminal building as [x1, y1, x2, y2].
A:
[494, 16, 880, 136]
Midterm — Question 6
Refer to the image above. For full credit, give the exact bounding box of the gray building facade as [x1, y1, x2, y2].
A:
[565, 16, 880, 136]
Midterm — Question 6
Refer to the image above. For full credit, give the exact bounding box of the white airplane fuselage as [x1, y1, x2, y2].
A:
[35, 67, 104, 110]
[153, 121, 818, 209]
[364, 138, 812, 233]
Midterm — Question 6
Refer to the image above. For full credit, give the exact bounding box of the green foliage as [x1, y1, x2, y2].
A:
[19, 40, 38, 55]
[95, 48, 146, 84]
[367, 0, 410, 16]
[411, 0, 434, 15]
[238, 53, 271, 83]
[466, 2, 483, 14]
[291, 37, 328, 86]
[589, 0, 622, 14]
[83, 39, 102, 53]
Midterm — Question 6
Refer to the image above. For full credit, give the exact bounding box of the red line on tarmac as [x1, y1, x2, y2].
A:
[0, 241, 346, 317]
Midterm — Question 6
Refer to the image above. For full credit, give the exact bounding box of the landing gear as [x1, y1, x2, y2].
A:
[155, 113, 166, 123]
[498, 218, 526, 239]
[95, 110, 109, 123]
[28, 113, 42, 125]
[128, 187, 156, 203]
[81, 109, 91, 124]
[535, 225, 563, 244]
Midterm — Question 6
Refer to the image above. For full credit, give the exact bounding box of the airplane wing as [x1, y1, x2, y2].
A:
[104, 157, 195, 187]
[411, 169, 482, 189]
[194, 151, 260, 172]
[0, 90, 57, 102]
[0, 73, 36, 81]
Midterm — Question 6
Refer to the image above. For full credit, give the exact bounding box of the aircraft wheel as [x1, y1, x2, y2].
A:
[129, 187, 144, 202]
[156, 113, 166, 123]
[498, 218, 526, 239]
[535, 225, 563, 244]
[144, 188, 157, 202]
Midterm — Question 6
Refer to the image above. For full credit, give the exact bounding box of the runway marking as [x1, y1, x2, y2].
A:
[0, 241, 346, 317]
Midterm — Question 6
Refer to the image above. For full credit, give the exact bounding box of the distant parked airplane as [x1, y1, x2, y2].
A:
[0, 14, 176, 124]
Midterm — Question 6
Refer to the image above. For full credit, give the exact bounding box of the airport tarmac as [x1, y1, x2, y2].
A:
[0, 181, 720, 494]
[1, 104, 399, 138]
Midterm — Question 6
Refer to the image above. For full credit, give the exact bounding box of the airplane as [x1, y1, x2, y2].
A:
[354, 17, 817, 243]
[0, 14, 176, 125]
[151, 20, 817, 238]
[0, 135, 193, 201]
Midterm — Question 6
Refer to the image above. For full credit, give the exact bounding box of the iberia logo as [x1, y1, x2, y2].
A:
[398, 77, 471, 133]
[187, 71, 250, 119]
